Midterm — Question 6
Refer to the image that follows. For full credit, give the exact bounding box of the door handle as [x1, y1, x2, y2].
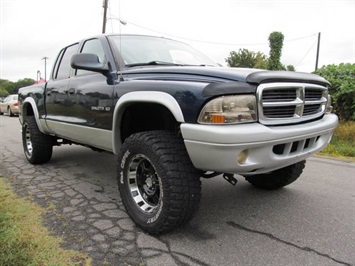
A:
[68, 88, 76, 95]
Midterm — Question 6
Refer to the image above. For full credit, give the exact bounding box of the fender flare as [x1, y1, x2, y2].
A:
[112, 91, 185, 154]
[21, 97, 47, 133]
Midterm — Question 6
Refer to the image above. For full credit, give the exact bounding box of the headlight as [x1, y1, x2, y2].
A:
[198, 95, 257, 124]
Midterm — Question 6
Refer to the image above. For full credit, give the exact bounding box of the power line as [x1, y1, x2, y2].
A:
[108, 17, 317, 46]
[295, 38, 318, 68]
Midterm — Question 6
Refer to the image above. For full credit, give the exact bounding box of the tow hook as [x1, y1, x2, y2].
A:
[223, 173, 238, 186]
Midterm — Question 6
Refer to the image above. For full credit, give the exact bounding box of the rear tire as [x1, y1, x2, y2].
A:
[117, 131, 201, 235]
[8, 107, 14, 117]
[244, 160, 306, 190]
[22, 116, 53, 164]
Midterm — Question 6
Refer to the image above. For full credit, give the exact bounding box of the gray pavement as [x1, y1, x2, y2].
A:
[0, 115, 354, 266]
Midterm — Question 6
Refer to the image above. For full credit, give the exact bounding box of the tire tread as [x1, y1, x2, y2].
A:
[23, 116, 53, 164]
[117, 130, 201, 235]
[245, 160, 306, 190]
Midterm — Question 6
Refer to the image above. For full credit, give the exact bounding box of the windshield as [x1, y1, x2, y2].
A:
[109, 35, 218, 67]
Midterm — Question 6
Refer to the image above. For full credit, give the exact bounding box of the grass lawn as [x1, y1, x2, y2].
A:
[319, 121, 355, 159]
[0, 176, 92, 266]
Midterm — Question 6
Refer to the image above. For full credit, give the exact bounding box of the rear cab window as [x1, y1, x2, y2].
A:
[53, 44, 79, 80]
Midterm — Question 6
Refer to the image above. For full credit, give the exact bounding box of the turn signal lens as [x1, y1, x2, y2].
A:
[211, 114, 225, 123]
[326, 94, 333, 114]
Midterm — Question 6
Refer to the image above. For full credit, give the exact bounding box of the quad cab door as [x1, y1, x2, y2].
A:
[45, 38, 115, 151]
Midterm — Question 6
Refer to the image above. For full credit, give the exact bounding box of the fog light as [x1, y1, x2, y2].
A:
[237, 150, 248, 164]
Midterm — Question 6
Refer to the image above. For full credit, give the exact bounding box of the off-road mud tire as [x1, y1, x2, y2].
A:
[22, 116, 53, 164]
[117, 130, 201, 235]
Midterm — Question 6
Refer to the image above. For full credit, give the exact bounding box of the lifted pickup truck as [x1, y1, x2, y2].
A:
[19, 34, 338, 234]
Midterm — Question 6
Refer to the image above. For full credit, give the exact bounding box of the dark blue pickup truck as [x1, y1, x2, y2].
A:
[18, 34, 338, 234]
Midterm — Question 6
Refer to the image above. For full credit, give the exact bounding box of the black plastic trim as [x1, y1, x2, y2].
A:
[246, 71, 330, 86]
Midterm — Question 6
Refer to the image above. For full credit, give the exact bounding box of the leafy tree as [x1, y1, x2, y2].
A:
[225, 48, 268, 69]
[13, 78, 35, 93]
[0, 78, 35, 94]
[286, 65, 295, 71]
[0, 86, 9, 97]
[314, 63, 355, 121]
[268, 31, 285, 70]
[225, 31, 295, 71]
[0, 79, 15, 94]
[255, 52, 269, 69]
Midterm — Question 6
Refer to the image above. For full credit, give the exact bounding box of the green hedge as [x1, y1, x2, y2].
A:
[314, 63, 355, 121]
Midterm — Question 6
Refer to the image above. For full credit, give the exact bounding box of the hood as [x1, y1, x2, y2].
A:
[121, 66, 329, 86]
[121, 66, 259, 83]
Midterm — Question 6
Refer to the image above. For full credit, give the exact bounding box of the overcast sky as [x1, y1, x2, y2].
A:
[1, 0, 354, 82]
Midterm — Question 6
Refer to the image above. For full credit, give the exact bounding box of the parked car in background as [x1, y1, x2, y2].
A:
[0, 94, 19, 116]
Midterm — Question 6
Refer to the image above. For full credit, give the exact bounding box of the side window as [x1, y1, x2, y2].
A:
[51, 49, 64, 80]
[77, 39, 106, 76]
[55, 43, 79, 80]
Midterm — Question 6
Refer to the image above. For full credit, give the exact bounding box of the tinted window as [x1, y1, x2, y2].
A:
[52, 49, 65, 80]
[56, 44, 79, 80]
[77, 39, 106, 76]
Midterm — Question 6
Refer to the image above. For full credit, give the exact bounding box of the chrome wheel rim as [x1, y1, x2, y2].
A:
[25, 124, 33, 156]
[127, 154, 161, 214]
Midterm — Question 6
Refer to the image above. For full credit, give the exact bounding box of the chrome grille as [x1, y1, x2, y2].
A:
[258, 83, 328, 125]
[262, 89, 296, 102]
[263, 106, 296, 118]
[305, 90, 323, 100]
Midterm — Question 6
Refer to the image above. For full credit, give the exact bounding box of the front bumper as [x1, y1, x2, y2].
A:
[181, 114, 338, 175]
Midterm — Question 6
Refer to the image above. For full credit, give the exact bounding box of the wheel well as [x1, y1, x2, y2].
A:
[23, 102, 35, 117]
[120, 103, 179, 142]
[22, 103, 34, 117]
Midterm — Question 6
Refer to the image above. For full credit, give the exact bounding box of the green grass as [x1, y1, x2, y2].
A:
[0, 177, 92, 266]
[319, 121, 355, 158]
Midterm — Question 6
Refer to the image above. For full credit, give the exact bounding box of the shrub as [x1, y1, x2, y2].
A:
[315, 63, 355, 121]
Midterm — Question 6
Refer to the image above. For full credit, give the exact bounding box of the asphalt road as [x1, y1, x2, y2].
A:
[0, 114, 354, 266]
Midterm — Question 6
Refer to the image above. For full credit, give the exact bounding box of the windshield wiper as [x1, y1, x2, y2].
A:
[126, 61, 182, 67]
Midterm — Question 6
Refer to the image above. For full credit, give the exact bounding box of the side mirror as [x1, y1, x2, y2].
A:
[71, 53, 109, 74]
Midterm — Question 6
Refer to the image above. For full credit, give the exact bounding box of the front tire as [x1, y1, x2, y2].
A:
[244, 160, 306, 190]
[117, 131, 201, 235]
[22, 116, 53, 164]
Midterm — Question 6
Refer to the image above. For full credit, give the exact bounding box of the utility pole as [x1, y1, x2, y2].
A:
[315, 32, 321, 71]
[42, 57, 48, 81]
[37, 70, 41, 83]
[102, 0, 108, 33]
